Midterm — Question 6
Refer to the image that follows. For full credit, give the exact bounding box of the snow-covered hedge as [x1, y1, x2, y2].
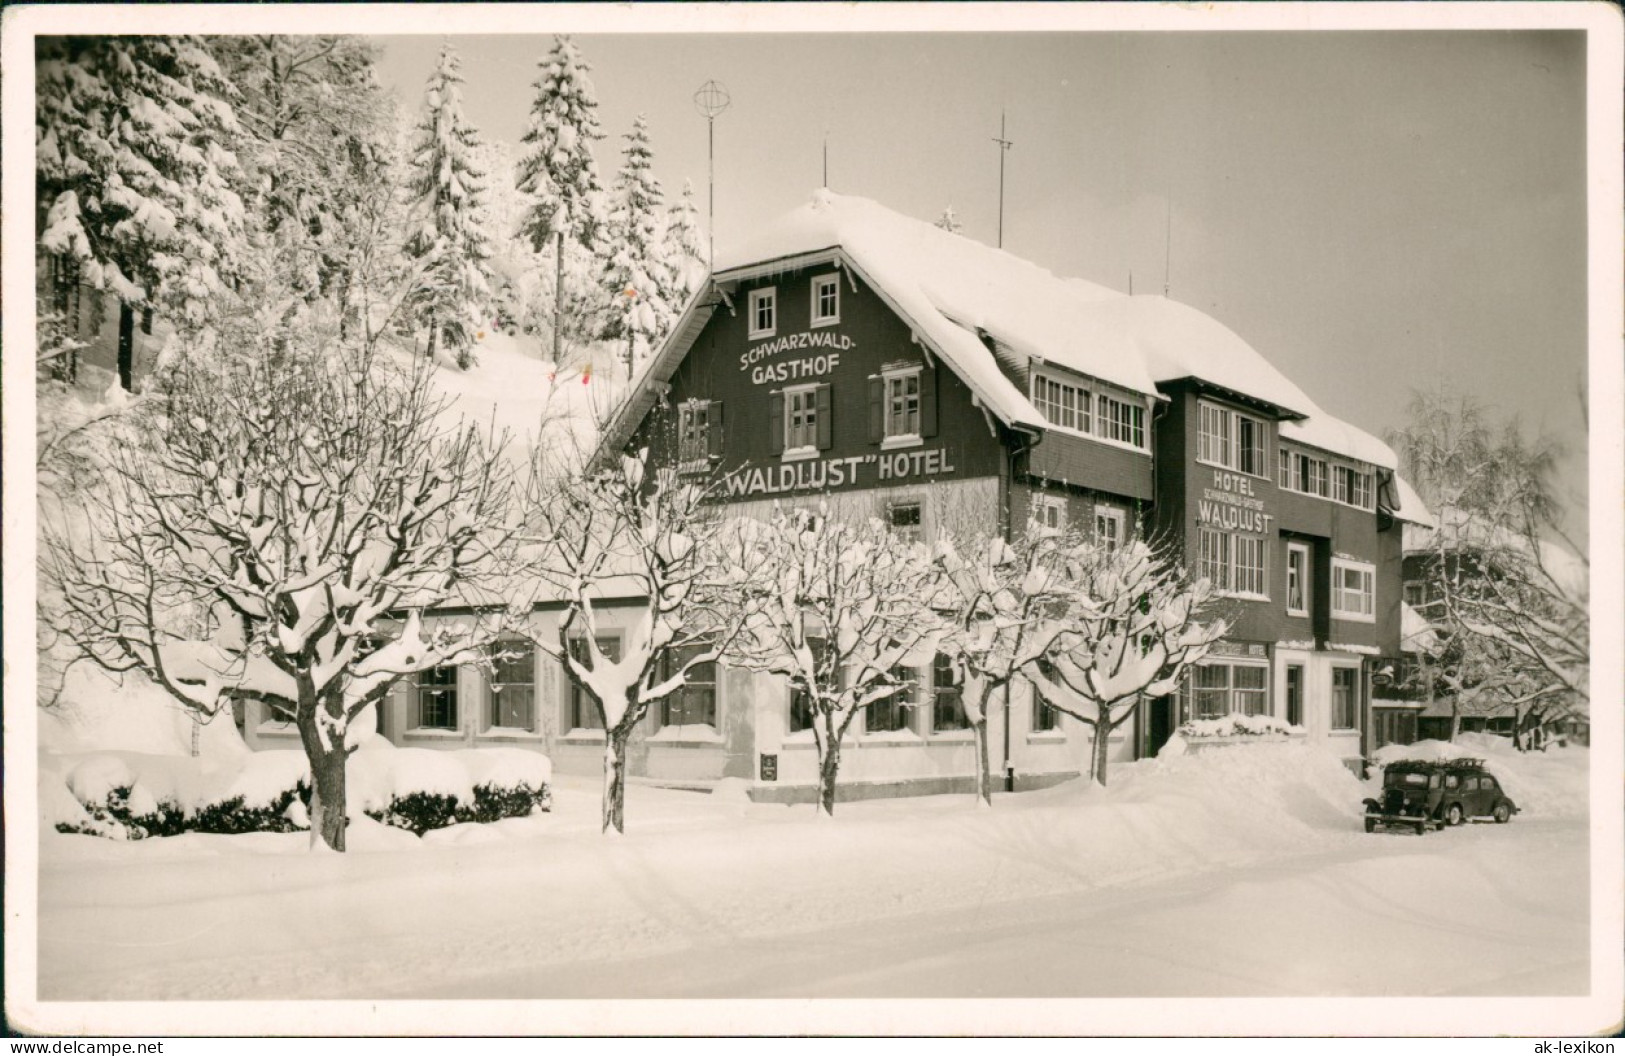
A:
[1177, 714, 1304, 739]
[49, 746, 551, 841]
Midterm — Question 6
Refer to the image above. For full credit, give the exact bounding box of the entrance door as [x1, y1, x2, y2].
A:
[1146, 695, 1175, 757]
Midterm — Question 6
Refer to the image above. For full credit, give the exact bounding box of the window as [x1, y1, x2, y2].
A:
[811, 274, 840, 326]
[1403, 580, 1426, 608]
[789, 637, 828, 733]
[415, 664, 459, 730]
[748, 287, 776, 339]
[1285, 664, 1304, 726]
[784, 384, 819, 452]
[888, 501, 923, 544]
[566, 636, 620, 732]
[931, 653, 968, 732]
[1031, 494, 1067, 534]
[1331, 667, 1359, 730]
[1031, 695, 1060, 732]
[866, 667, 916, 733]
[884, 369, 922, 438]
[1033, 374, 1091, 433]
[1286, 543, 1310, 616]
[1199, 402, 1268, 476]
[1181, 661, 1271, 721]
[486, 640, 535, 731]
[1331, 559, 1376, 622]
[1096, 393, 1146, 449]
[660, 643, 717, 729]
[1332, 466, 1374, 509]
[1200, 529, 1267, 598]
[677, 399, 712, 467]
[1279, 447, 1331, 497]
[1095, 506, 1126, 553]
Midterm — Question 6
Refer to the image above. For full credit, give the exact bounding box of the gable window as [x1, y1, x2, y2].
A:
[865, 667, 916, 734]
[1331, 559, 1376, 622]
[486, 640, 536, 731]
[414, 664, 460, 731]
[930, 653, 968, 732]
[565, 635, 620, 732]
[1031, 493, 1067, 534]
[1097, 393, 1146, 449]
[884, 369, 922, 439]
[888, 501, 923, 544]
[1198, 401, 1267, 477]
[1034, 374, 1091, 433]
[784, 384, 820, 453]
[1094, 506, 1127, 553]
[748, 287, 777, 339]
[659, 643, 717, 729]
[1200, 529, 1267, 598]
[1286, 542, 1311, 617]
[677, 399, 713, 467]
[811, 274, 840, 326]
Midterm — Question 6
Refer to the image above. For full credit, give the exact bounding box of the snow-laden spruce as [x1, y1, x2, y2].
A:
[405, 43, 495, 369]
[726, 507, 942, 817]
[662, 179, 710, 305]
[40, 340, 521, 852]
[599, 114, 676, 376]
[37, 36, 245, 331]
[1019, 540, 1227, 786]
[519, 448, 755, 834]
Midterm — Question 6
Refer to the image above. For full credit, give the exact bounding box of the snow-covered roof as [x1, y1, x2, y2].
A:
[602, 190, 1398, 468]
[1390, 474, 1435, 528]
[1400, 601, 1441, 656]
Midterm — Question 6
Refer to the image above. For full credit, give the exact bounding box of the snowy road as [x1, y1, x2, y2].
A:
[385, 816, 1589, 1000]
[35, 745, 1591, 1003]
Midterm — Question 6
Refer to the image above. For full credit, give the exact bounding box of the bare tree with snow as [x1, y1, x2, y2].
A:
[933, 528, 1086, 807]
[726, 507, 941, 817]
[40, 321, 519, 851]
[519, 446, 752, 834]
[1020, 540, 1226, 786]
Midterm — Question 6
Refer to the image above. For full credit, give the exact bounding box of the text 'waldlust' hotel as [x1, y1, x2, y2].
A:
[253, 191, 1432, 800]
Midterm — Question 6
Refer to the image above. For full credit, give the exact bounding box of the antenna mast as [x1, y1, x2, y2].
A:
[694, 80, 732, 268]
[992, 111, 1014, 249]
[1163, 198, 1172, 297]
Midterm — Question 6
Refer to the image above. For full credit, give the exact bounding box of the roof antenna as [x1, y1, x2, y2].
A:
[992, 110, 1014, 249]
[1128, 270, 1134, 296]
[1163, 197, 1172, 298]
[822, 129, 829, 189]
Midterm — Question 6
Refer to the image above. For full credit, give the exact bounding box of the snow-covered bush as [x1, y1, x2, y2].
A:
[1178, 714, 1304, 739]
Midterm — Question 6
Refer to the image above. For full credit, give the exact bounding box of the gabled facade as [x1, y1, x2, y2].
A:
[252, 191, 1420, 801]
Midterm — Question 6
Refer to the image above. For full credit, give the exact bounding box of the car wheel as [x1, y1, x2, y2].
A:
[1365, 817, 1376, 833]
[1493, 802, 1511, 824]
[1446, 803, 1464, 827]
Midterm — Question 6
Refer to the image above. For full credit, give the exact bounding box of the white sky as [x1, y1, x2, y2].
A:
[376, 27, 1588, 544]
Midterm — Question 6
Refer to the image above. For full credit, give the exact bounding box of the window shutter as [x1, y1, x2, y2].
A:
[921, 365, 938, 437]
[815, 384, 833, 450]
[708, 400, 724, 458]
[768, 392, 784, 455]
[868, 377, 884, 442]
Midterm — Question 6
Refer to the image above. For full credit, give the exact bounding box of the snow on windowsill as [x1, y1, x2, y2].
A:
[557, 730, 607, 744]
[1217, 591, 1272, 603]
[880, 434, 923, 451]
[404, 728, 465, 740]
[479, 727, 543, 741]
[1026, 730, 1067, 744]
[859, 729, 924, 746]
[781, 446, 819, 464]
[926, 730, 975, 743]
[648, 725, 724, 746]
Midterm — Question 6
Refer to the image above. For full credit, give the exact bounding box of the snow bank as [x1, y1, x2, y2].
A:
[454, 747, 552, 788]
[40, 664, 249, 761]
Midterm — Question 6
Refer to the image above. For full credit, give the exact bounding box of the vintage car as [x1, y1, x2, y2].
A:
[1363, 758, 1519, 833]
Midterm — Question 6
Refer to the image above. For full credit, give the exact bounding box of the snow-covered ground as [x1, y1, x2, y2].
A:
[31, 736, 1593, 1028]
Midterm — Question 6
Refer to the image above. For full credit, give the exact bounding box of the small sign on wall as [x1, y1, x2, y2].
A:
[760, 753, 778, 782]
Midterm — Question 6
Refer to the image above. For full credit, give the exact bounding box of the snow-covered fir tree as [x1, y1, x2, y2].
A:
[934, 206, 964, 234]
[36, 36, 245, 345]
[661, 178, 709, 307]
[404, 43, 494, 369]
[599, 114, 674, 376]
[209, 36, 397, 319]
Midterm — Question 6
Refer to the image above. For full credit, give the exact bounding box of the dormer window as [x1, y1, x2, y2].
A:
[748, 287, 777, 339]
[1031, 370, 1149, 451]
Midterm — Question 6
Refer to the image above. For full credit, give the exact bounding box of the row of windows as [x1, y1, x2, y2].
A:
[748, 275, 841, 339]
[1031, 372, 1148, 450]
[788, 650, 1064, 736]
[1030, 494, 1128, 550]
[1178, 661, 1360, 730]
[1202, 530, 1377, 621]
[1279, 447, 1373, 509]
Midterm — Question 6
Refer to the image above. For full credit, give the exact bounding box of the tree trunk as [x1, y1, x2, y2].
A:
[1449, 704, 1462, 742]
[602, 724, 631, 835]
[817, 740, 841, 817]
[297, 713, 348, 852]
[972, 715, 992, 808]
[553, 231, 564, 365]
[426, 313, 438, 361]
[1090, 717, 1114, 787]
